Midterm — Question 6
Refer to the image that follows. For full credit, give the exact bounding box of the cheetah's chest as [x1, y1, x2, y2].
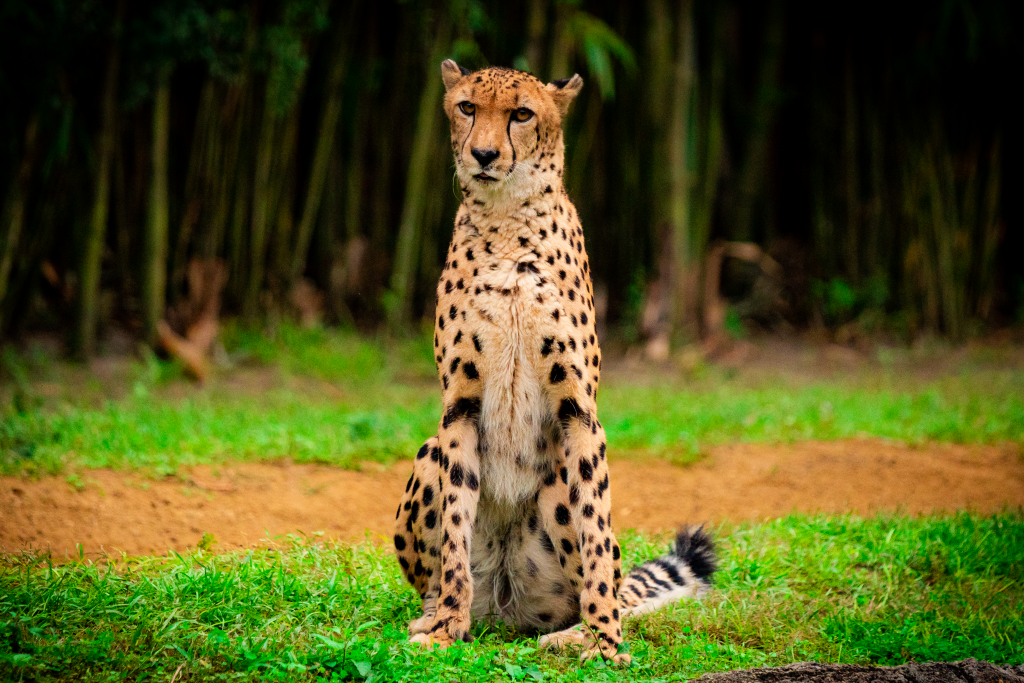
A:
[472, 256, 560, 506]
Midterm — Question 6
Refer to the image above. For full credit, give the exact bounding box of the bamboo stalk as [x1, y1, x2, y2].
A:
[842, 42, 860, 282]
[204, 82, 236, 260]
[291, 7, 355, 284]
[732, 0, 784, 243]
[344, 86, 368, 245]
[76, 2, 122, 356]
[927, 130, 960, 338]
[386, 19, 450, 331]
[668, 0, 696, 337]
[228, 85, 253, 306]
[113, 109, 132, 316]
[172, 78, 216, 296]
[526, 0, 548, 75]
[977, 137, 1001, 320]
[548, 2, 571, 81]
[0, 114, 40, 324]
[691, 4, 725, 308]
[245, 67, 282, 320]
[270, 94, 303, 291]
[143, 72, 171, 347]
[865, 101, 885, 279]
[567, 86, 603, 196]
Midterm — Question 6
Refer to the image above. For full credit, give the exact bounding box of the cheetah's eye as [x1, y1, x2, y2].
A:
[513, 108, 534, 122]
[458, 102, 475, 116]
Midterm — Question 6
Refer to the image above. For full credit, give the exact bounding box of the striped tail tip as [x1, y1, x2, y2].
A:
[673, 525, 718, 584]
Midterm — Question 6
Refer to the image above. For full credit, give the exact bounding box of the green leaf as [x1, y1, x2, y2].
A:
[313, 633, 346, 650]
[524, 663, 546, 680]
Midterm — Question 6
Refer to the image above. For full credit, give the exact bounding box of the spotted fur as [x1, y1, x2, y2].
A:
[394, 61, 717, 664]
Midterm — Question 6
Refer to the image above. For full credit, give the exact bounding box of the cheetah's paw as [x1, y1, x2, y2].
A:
[578, 643, 632, 665]
[539, 624, 590, 650]
[408, 620, 473, 649]
[408, 614, 435, 635]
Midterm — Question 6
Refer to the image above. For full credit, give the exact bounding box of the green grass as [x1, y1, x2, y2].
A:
[2, 325, 1023, 475]
[2, 512, 1021, 681]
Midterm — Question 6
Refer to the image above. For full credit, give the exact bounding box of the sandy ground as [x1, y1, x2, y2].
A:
[2, 440, 1022, 559]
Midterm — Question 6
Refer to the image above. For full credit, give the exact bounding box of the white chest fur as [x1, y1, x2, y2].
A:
[475, 257, 554, 507]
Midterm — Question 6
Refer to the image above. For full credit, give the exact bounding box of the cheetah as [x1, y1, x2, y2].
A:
[394, 60, 717, 664]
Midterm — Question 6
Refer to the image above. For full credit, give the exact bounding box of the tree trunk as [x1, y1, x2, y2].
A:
[143, 72, 171, 347]
[291, 7, 355, 284]
[76, 2, 122, 357]
[0, 114, 40, 328]
[386, 19, 450, 331]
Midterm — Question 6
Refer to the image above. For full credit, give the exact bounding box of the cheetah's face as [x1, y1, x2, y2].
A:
[441, 61, 582, 195]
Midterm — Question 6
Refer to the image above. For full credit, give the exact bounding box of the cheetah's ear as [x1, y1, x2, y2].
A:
[441, 59, 469, 91]
[545, 74, 583, 117]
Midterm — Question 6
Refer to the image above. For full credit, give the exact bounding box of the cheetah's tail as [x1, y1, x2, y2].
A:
[618, 526, 717, 617]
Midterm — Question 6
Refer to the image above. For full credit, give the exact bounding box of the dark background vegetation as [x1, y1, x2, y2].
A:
[0, 0, 1020, 357]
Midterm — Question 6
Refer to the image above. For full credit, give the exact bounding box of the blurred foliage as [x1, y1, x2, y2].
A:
[0, 0, 1020, 353]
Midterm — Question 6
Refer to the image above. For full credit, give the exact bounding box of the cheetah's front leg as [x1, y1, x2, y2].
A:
[409, 400, 481, 648]
[548, 397, 627, 664]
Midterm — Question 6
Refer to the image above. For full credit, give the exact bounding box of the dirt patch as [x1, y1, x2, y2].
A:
[1, 440, 1021, 559]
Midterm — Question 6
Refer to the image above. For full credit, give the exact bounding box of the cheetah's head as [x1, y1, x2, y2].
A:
[441, 60, 582, 199]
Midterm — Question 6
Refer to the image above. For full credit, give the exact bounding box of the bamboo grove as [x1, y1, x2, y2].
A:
[0, 0, 1019, 356]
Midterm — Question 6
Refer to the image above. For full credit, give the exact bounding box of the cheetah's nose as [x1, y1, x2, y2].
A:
[471, 148, 499, 168]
